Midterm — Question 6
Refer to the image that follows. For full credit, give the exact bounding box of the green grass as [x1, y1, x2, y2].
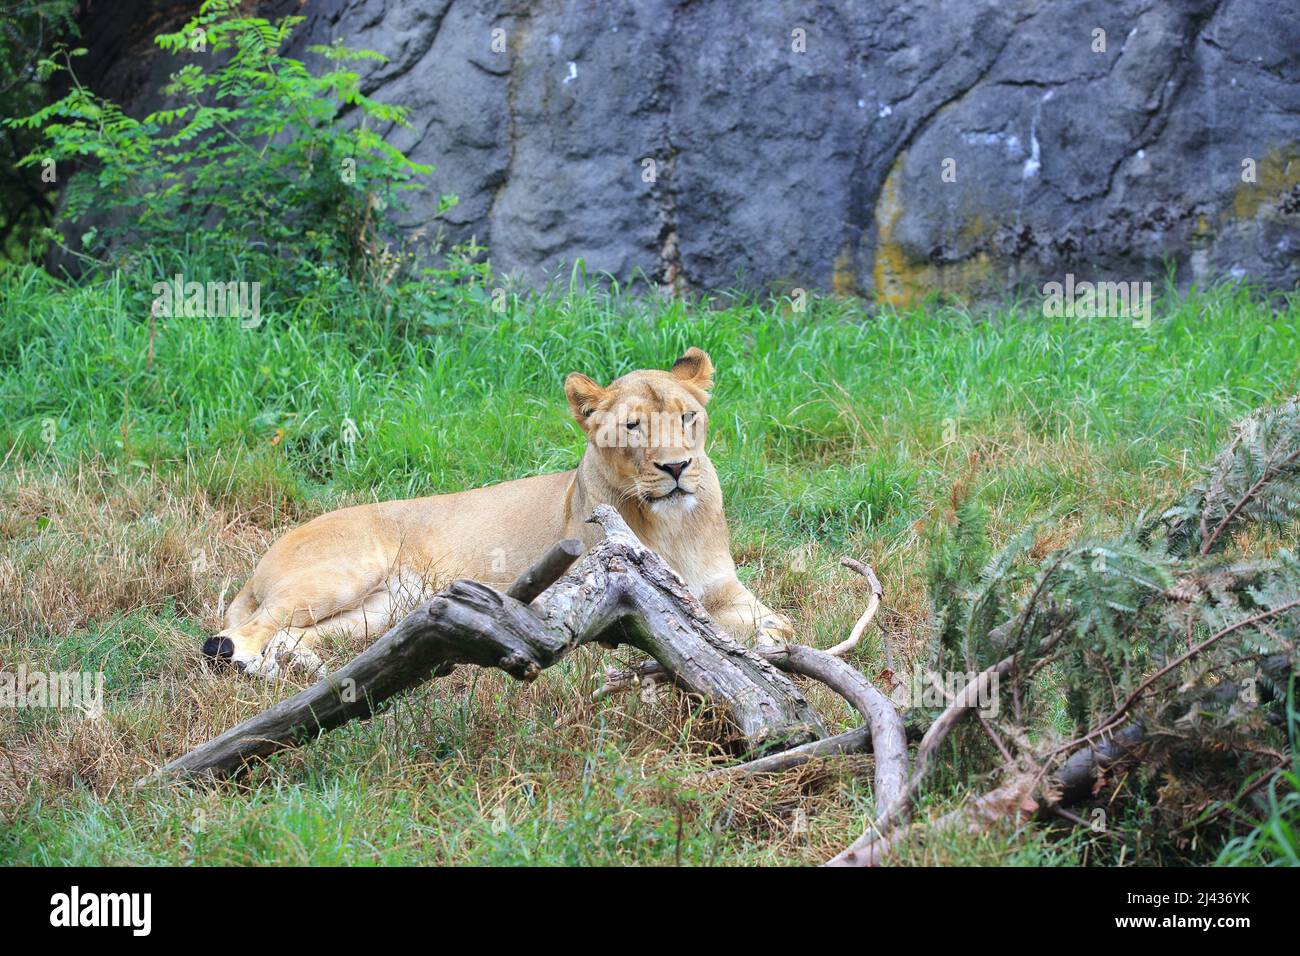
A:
[1216, 770, 1300, 867]
[1, 259, 1298, 865]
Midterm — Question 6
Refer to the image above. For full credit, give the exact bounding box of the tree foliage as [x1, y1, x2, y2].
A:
[0, 0, 76, 260]
[6, 0, 453, 282]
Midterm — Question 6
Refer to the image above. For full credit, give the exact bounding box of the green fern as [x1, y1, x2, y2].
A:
[1164, 396, 1300, 557]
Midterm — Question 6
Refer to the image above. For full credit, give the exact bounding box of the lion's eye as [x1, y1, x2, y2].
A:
[626, 420, 640, 430]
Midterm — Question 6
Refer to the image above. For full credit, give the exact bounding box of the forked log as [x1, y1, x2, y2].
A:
[144, 506, 824, 782]
[592, 555, 907, 793]
[593, 554, 885, 696]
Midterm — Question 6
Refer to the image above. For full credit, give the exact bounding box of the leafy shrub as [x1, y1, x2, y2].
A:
[0, 0, 77, 261]
[7, 0, 453, 283]
[921, 397, 1300, 862]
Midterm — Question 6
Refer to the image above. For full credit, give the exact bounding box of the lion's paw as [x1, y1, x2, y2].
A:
[236, 633, 327, 682]
[755, 613, 795, 649]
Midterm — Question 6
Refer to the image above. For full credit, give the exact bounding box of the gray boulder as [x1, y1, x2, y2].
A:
[71, 0, 1300, 302]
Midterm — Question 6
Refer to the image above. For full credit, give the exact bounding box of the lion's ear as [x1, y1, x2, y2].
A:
[670, 347, 714, 401]
[564, 372, 606, 428]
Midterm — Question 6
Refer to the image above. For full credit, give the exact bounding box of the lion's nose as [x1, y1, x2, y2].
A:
[655, 459, 690, 481]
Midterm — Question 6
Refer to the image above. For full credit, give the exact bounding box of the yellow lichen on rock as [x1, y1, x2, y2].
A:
[1229, 144, 1299, 220]
[872, 156, 917, 307]
[831, 248, 860, 297]
[870, 152, 995, 308]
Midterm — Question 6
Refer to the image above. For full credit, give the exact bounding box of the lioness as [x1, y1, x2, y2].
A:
[203, 348, 793, 677]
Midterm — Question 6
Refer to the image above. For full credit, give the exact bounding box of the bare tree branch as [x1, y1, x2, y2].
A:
[760, 643, 909, 822]
[825, 557, 883, 658]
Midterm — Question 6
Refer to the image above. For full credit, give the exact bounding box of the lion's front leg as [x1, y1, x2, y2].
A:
[701, 576, 794, 648]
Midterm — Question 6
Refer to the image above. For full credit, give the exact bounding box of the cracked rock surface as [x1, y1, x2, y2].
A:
[74, 0, 1299, 300]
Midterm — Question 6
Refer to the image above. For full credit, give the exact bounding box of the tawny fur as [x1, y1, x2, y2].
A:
[213, 348, 793, 674]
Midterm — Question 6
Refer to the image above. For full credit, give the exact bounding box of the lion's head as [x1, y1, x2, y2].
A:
[565, 348, 715, 513]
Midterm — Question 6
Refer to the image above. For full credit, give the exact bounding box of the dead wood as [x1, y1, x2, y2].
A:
[144, 506, 823, 782]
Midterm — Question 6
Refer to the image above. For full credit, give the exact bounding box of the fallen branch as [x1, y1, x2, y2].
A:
[760, 643, 909, 822]
[826, 726, 1149, 867]
[854, 673, 1295, 865]
[826, 649, 1023, 865]
[704, 726, 873, 776]
[144, 506, 824, 782]
[835, 773, 1043, 867]
[1088, 600, 1300, 742]
[505, 538, 584, 604]
[825, 557, 884, 658]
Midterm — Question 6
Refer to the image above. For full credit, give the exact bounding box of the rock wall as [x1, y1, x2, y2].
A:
[77, 0, 1299, 301]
